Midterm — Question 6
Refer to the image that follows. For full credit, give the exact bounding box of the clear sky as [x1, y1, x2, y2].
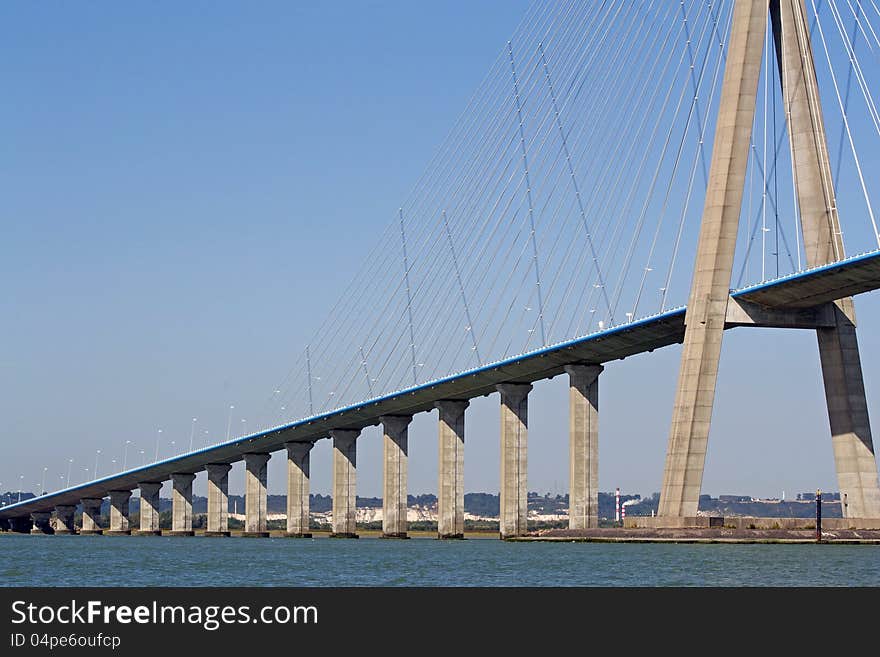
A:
[2, 1, 880, 503]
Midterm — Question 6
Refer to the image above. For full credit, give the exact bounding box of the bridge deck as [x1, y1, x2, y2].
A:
[3, 249, 879, 519]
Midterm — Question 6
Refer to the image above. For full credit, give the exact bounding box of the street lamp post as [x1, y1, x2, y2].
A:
[226, 405, 234, 441]
[189, 418, 197, 452]
[154, 428, 162, 462]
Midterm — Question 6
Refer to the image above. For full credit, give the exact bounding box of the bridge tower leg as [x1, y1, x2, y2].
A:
[381, 415, 412, 539]
[566, 364, 602, 529]
[658, 0, 769, 518]
[205, 463, 232, 536]
[330, 429, 359, 538]
[285, 442, 313, 538]
[770, 0, 880, 518]
[244, 453, 271, 538]
[498, 383, 531, 538]
[436, 400, 468, 539]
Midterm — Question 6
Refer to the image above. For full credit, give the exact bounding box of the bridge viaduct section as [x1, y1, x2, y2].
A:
[3, 0, 880, 538]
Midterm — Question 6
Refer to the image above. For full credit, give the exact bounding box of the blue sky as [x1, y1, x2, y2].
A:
[2, 1, 879, 502]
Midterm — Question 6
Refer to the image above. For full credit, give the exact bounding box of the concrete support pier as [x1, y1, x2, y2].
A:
[381, 415, 412, 538]
[244, 453, 270, 538]
[205, 464, 232, 537]
[330, 429, 359, 538]
[54, 505, 76, 534]
[566, 364, 602, 529]
[771, 0, 880, 519]
[436, 400, 468, 539]
[285, 442, 313, 538]
[108, 490, 132, 535]
[8, 517, 30, 533]
[658, 0, 768, 518]
[170, 473, 195, 536]
[498, 383, 531, 538]
[135, 482, 162, 536]
[30, 512, 52, 534]
[80, 498, 103, 535]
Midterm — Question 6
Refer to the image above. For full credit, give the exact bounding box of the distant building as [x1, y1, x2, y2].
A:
[797, 492, 841, 501]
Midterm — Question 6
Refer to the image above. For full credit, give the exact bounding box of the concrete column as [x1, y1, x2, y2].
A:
[244, 453, 270, 538]
[566, 364, 603, 530]
[205, 464, 232, 537]
[436, 400, 468, 539]
[136, 482, 162, 535]
[80, 498, 103, 535]
[170, 473, 196, 536]
[381, 415, 412, 539]
[330, 429, 359, 538]
[8, 517, 32, 533]
[286, 442, 313, 538]
[30, 512, 52, 534]
[108, 490, 132, 535]
[498, 383, 531, 538]
[54, 505, 76, 535]
[658, 0, 768, 518]
[771, 0, 880, 519]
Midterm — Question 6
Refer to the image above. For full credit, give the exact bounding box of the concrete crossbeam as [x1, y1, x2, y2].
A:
[108, 490, 132, 535]
[725, 298, 835, 329]
[498, 383, 531, 538]
[381, 415, 412, 539]
[135, 482, 162, 536]
[330, 429, 359, 538]
[436, 400, 468, 539]
[205, 464, 232, 537]
[566, 364, 602, 530]
[286, 442, 313, 538]
[244, 453, 270, 537]
[170, 473, 195, 536]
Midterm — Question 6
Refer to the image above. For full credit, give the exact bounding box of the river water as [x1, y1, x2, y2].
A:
[2, 534, 877, 586]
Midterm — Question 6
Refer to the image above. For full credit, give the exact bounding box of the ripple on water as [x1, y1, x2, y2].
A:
[1, 536, 878, 587]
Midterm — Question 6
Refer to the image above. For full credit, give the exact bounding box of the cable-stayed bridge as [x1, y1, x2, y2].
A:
[4, 0, 880, 536]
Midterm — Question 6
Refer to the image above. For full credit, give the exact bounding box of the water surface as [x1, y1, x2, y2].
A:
[2, 535, 877, 586]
